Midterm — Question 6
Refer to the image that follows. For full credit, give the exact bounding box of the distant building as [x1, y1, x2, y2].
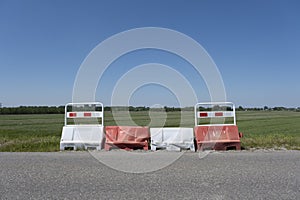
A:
[0, 103, 2, 108]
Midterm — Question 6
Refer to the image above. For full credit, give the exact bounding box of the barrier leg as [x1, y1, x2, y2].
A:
[143, 141, 149, 150]
[190, 144, 196, 152]
[105, 143, 111, 151]
[197, 143, 203, 151]
[151, 145, 157, 151]
[235, 143, 241, 150]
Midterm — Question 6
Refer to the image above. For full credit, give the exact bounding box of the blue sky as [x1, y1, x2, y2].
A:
[0, 0, 299, 107]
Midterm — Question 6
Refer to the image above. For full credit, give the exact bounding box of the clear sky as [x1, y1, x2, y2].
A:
[0, 0, 299, 107]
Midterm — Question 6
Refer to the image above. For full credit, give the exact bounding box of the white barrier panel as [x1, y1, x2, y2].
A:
[150, 128, 195, 152]
[60, 126, 104, 150]
[60, 102, 104, 150]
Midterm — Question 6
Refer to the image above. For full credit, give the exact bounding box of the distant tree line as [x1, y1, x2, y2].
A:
[236, 106, 300, 112]
[0, 105, 299, 115]
[0, 106, 65, 115]
[0, 105, 107, 114]
[105, 106, 193, 112]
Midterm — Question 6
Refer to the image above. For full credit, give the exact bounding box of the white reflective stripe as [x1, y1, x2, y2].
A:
[67, 112, 103, 118]
[197, 111, 234, 118]
[223, 111, 234, 117]
[93, 112, 103, 118]
[208, 112, 215, 117]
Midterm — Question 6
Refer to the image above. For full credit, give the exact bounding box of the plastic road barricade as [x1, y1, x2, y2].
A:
[150, 127, 195, 151]
[194, 102, 242, 151]
[60, 102, 104, 150]
[105, 126, 150, 151]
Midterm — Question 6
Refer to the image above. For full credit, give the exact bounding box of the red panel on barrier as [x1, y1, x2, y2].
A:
[105, 126, 119, 142]
[199, 112, 208, 117]
[194, 125, 242, 151]
[84, 112, 92, 117]
[215, 112, 223, 117]
[69, 112, 77, 117]
[105, 126, 150, 151]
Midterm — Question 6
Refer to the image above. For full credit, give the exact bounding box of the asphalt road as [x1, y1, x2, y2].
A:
[0, 151, 299, 200]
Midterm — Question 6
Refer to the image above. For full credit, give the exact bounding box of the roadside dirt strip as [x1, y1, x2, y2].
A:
[0, 151, 299, 199]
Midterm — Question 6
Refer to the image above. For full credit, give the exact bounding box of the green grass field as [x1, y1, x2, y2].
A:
[236, 111, 300, 150]
[0, 111, 299, 151]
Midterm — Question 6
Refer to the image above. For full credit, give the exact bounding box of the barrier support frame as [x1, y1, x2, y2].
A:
[194, 102, 236, 127]
[64, 102, 104, 127]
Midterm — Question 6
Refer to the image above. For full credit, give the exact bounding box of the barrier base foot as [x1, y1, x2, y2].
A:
[105, 142, 149, 151]
[197, 142, 241, 151]
[60, 143, 102, 151]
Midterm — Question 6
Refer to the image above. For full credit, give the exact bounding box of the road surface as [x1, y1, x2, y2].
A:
[0, 151, 299, 199]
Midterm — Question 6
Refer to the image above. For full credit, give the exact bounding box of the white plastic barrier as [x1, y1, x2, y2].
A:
[150, 128, 195, 152]
[60, 102, 104, 150]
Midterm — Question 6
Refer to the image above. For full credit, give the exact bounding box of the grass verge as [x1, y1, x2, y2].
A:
[0, 111, 299, 151]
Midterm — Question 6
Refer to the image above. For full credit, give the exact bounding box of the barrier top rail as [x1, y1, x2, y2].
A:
[64, 102, 104, 126]
[194, 102, 236, 126]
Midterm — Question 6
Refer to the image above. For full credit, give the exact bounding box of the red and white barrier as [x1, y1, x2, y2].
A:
[194, 102, 242, 151]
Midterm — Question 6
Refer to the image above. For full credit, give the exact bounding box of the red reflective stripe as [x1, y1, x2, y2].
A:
[215, 112, 223, 117]
[200, 112, 208, 117]
[84, 112, 92, 117]
[69, 112, 77, 117]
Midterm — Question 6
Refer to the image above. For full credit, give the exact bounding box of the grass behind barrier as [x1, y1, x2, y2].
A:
[0, 111, 299, 151]
[236, 111, 300, 150]
[0, 114, 63, 151]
